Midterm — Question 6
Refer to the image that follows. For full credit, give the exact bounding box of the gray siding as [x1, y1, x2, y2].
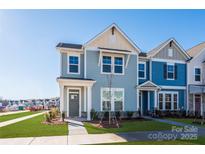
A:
[154, 43, 185, 60]
[86, 50, 138, 111]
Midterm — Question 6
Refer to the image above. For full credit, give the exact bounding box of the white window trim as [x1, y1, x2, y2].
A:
[167, 63, 175, 80]
[194, 67, 201, 82]
[158, 91, 179, 111]
[100, 88, 124, 111]
[101, 53, 125, 75]
[67, 54, 80, 74]
[138, 61, 146, 79]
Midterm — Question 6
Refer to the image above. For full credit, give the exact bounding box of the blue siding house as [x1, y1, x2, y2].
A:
[56, 24, 190, 120]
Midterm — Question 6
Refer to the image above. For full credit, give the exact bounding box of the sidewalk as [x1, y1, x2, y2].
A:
[68, 119, 88, 135]
[0, 111, 46, 128]
[0, 110, 29, 116]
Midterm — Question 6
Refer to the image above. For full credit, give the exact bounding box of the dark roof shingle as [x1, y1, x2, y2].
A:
[56, 43, 83, 49]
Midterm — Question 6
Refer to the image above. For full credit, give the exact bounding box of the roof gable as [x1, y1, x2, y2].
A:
[84, 23, 141, 54]
[137, 81, 161, 90]
[148, 38, 190, 60]
[187, 42, 205, 58]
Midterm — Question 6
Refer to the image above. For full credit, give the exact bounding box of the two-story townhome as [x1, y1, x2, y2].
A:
[187, 42, 205, 116]
[137, 38, 190, 115]
[56, 24, 141, 120]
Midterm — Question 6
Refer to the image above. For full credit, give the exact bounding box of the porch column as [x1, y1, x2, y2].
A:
[154, 90, 157, 109]
[59, 85, 64, 113]
[201, 94, 203, 116]
[87, 86, 92, 121]
[148, 91, 150, 111]
[136, 89, 140, 111]
[193, 94, 195, 115]
[84, 86, 87, 112]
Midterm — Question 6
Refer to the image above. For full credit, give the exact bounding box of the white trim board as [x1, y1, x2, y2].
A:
[159, 86, 186, 90]
[151, 58, 186, 64]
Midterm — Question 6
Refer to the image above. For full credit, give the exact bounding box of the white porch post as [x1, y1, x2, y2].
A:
[59, 85, 64, 113]
[84, 86, 87, 112]
[136, 89, 140, 111]
[154, 90, 157, 109]
[148, 91, 150, 111]
[201, 94, 203, 116]
[87, 86, 92, 121]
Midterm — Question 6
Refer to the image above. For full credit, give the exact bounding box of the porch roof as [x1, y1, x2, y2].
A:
[57, 77, 96, 87]
[137, 80, 161, 90]
[188, 84, 205, 94]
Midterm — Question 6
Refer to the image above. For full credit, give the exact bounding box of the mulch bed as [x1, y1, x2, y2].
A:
[89, 117, 148, 128]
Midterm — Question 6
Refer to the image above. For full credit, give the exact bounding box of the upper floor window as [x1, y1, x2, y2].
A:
[138, 62, 146, 79]
[68, 55, 80, 74]
[195, 68, 201, 82]
[102, 56, 112, 73]
[102, 55, 124, 75]
[167, 64, 175, 80]
[114, 57, 123, 74]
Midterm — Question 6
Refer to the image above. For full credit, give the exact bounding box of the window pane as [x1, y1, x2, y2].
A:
[139, 71, 145, 78]
[165, 94, 171, 110]
[103, 101, 111, 111]
[195, 75, 200, 81]
[174, 94, 178, 110]
[115, 57, 123, 65]
[102, 90, 111, 101]
[168, 65, 174, 72]
[159, 94, 163, 110]
[103, 56, 111, 64]
[69, 65, 78, 73]
[114, 66, 122, 73]
[114, 101, 123, 111]
[114, 91, 123, 101]
[168, 72, 174, 79]
[103, 65, 111, 73]
[139, 64, 144, 71]
[69, 56, 78, 64]
[195, 68, 201, 75]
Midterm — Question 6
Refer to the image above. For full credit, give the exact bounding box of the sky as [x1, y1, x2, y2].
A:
[0, 9, 205, 100]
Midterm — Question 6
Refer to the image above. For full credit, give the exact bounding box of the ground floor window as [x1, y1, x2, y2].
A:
[101, 88, 124, 111]
[158, 92, 178, 110]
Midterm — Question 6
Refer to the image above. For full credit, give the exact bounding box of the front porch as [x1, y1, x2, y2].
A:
[137, 81, 161, 115]
[57, 77, 96, 121]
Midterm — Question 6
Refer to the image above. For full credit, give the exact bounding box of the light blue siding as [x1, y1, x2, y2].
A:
[61, 53, 84, 78]
[86, 50, 138, 111]
[152, 61, 186, 86]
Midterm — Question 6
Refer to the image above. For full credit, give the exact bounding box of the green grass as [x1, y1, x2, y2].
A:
[96, 136, 205, 145]
[84, 120, 174, 134]
[167, 118, 205, 127]
[0, 114, 68, 138]
[0, 111, 41, 122]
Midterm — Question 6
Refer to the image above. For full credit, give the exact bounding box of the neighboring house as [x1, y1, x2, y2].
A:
[56, 23, 190, 120]
[187, 42, 205, 116]
[137, 38, 190, 115]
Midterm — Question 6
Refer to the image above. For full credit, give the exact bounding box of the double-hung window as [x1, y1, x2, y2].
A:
[102, 56, 112, 73]
[167, 64, 174, 80]
[68, 55, 80, 74]
[102, 55, 124, 74]
[138, 62, 146, 79]
[114, 57, 123, 74]
[101, 88, 124, 111]
[195, 68, 201, 82]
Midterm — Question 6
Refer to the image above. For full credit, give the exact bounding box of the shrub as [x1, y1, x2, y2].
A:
[91, 108, 98, 120]
[50, 108, 59, 119]
[61, 112, 65, 122]
[127, 111, 133, 119]
[44, 112, 51, 122]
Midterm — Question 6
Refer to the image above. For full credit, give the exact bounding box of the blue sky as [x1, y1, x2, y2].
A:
[0, 10, 205, 100]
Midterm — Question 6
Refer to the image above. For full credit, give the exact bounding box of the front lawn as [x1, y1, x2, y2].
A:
[84, 119, 174, 134]
[167, 118, 205, 127]
[0, 114, 68, 138]
[0, 111, 41, 123]
[97, 136, 205, 145]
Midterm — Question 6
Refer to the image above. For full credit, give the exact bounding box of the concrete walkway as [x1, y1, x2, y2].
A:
[0, 110, 29, 116]
[68, 119, 88, 135]
[0, 111, 46, 128]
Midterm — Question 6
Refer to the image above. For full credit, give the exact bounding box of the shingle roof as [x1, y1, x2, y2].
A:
[57, 77, 95, 81]
[56, 43, 83, 49]
[187, 42, 205, 57]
